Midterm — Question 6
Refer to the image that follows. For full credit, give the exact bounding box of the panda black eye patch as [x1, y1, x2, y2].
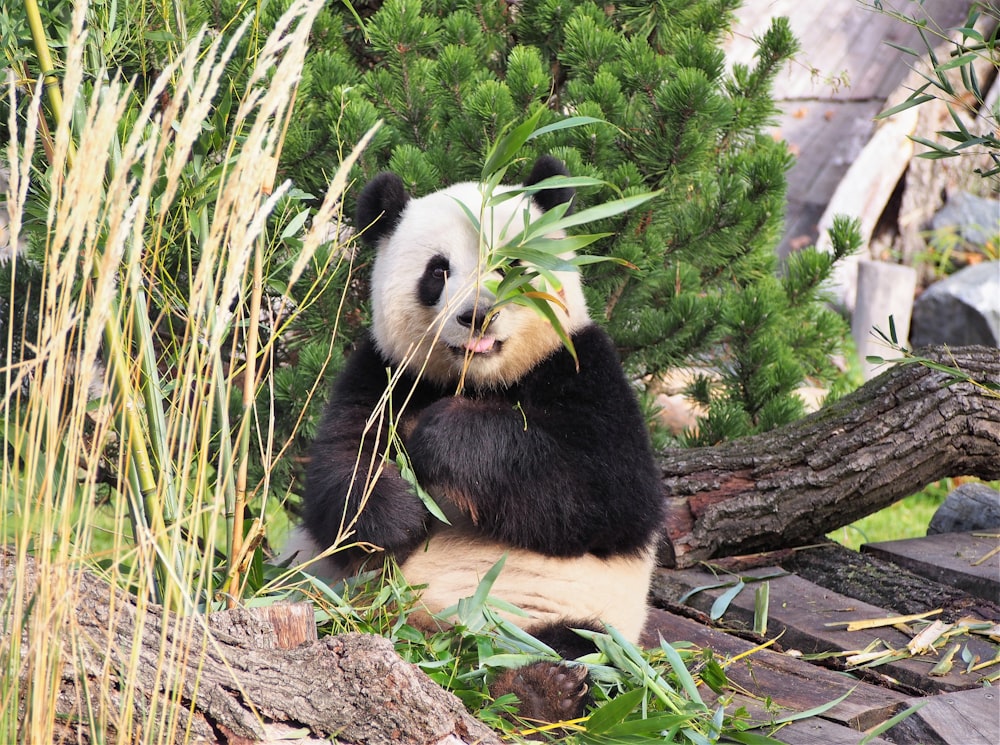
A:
[418, 255, 450, 306]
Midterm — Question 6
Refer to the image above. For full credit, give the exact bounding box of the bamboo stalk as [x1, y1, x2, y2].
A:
[22, 0, 72, 162]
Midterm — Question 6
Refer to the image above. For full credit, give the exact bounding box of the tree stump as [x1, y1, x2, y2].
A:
[0, 548, 500, 745]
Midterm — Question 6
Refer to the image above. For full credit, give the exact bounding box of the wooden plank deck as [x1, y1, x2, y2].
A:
[641, 608, 909, 729]
[727, 0, 979, 258]
[890, 688, 1000, 745]
[654, 566, 997, 693]
[646, 532, 1000, 744]
[863, 531, 1000, 601]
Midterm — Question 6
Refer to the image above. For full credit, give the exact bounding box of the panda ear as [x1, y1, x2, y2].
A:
[356, 172, 411, 246]
[524, 155, 574, 214]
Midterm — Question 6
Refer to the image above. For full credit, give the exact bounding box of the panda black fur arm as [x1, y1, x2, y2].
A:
[405, 324, 663, 560]
[302, 334, 442, 566]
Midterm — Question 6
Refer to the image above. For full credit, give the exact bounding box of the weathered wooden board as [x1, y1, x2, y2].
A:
[641, 608, 907, 730]
[651, 567, 999, 694]
[766, 717, 894, 745]
[863, 531, 1000, 602]
[783, 543, 1000, 626]
[886, 688, 1000, 745]
[769, 100, 882, 258]
[726, 0, 979, 260]
[727, 0, 976, 100]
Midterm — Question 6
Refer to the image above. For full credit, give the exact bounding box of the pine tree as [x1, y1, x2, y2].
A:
[268, 0, 856, 445]
[1, 0, 857, 490]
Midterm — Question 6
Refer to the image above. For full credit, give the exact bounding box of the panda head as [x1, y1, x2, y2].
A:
[356, 156, 591, 389]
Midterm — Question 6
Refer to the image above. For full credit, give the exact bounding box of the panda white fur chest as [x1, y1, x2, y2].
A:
[286, 156, 664, 723]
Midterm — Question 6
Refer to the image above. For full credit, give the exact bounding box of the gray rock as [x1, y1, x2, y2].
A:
[910, 261, 1000, 347]
[928, 483, 1000, 535]
[931, 191, 1000, 248]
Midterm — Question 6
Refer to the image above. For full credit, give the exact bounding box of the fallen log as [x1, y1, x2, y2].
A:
[0, 548, 500, 745]
[659, 346, 1000, 568]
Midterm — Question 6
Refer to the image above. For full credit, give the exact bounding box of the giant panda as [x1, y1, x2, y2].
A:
[288, 155, 664, 724]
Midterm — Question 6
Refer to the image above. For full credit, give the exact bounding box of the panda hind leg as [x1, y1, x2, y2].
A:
[489, 620, 598, 732]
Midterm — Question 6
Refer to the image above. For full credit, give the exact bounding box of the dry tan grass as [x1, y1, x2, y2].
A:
[0, 0, 376, 740]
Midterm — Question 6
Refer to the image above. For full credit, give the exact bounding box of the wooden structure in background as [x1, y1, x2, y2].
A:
[726, 0, 979, 260]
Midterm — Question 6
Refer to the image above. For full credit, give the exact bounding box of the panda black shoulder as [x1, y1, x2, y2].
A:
[331, 332, 441, 405]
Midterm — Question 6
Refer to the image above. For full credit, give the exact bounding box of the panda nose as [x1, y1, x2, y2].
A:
[457, 305, 493, 329]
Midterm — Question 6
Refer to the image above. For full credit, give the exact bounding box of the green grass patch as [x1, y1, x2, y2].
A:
[828, 479, 992, 551]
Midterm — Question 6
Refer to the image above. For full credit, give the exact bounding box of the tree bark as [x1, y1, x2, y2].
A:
[658, 346, 1000, 568]
[0, 548, 500, 745]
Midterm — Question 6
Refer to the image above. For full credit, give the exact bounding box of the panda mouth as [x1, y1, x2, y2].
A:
[449, 335, 503, 356]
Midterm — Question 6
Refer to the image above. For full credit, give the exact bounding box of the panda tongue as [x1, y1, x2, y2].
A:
[465, 335, 496, 354]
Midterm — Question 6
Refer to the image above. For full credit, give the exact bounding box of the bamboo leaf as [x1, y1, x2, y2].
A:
[859, 702, 927, 744]
[956, 27, 985, 43]
[710, 580, 745, 621]
[450, 195, 483, 235]
[937, 51, 979, 70]
[528, 115, 610, 139]
[569, 254, 634, 268]
[514, 197, 573, 237]
[909, 134, 957, 154]
[497, 248, 577, 273]
[678, 579, 739, 604]
[481, 108, 545, 179]
[449, 556, 509, 630]
[517, 294, 578, 367]
[929, 642, 962, 676]
[772, 688, 855, 724]
[876, 89, 934, 120]
[599, 713, 695, 735]
[522, 191, 662, 240]
[701, 654, 728, 694]
[883, 41, 919, 56]
[280, 208, 311, 240]
[508, 233, 613, 258]
[395, 449, 451, 525]
[519, 175, 607, 193]
[585, 687, 645, 733]
[753, 581, 769, 636]
[915, 149, 960, 160]
[948, 105, 972, 138]
[660, 640, 704, 706]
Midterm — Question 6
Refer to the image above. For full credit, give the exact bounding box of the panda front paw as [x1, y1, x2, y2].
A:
[491, 661, 591, 731]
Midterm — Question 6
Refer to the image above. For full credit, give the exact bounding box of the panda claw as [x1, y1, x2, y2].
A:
[490, 660, 592, 732]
